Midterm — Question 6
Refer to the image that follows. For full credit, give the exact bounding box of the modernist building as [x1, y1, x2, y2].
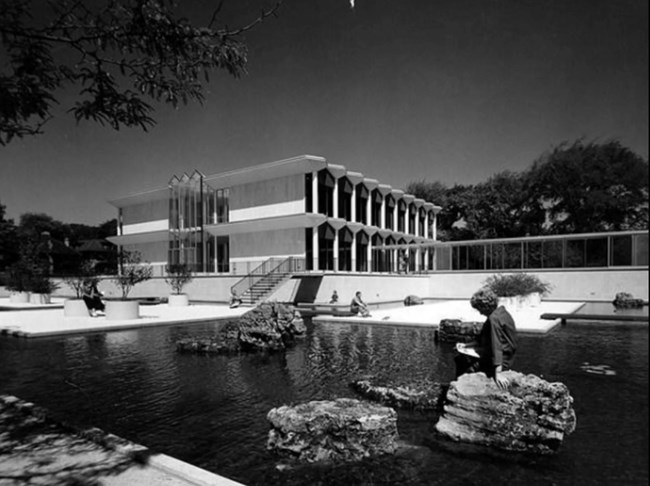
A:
[108, 155, 442, 275]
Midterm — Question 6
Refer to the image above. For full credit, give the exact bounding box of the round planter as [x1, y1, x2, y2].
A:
[105, 300, 140, 321]
[498, 292, 541, 312]
[168, 294, 189, 307]
[9, 292, 30, 304]
[64, 299, 90, 317]
[29, 293, 51, 305]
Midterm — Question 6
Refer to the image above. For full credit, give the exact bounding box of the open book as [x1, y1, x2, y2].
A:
[456, 342, 480, 358]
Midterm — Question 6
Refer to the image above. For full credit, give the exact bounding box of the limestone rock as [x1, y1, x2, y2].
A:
[436, 319, 482, 343]
[350, 377, 448, 411]
[435, 371, 576, 454]
[612, 292, 645, 309]
[403, 295, 424, 306]
[176, 302, 305, 354]
[267, 398, 398, 463]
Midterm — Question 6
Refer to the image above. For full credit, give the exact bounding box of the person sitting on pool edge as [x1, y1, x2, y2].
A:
[455, 288, 517, 390]
[82, 279, 105, 317]
[350, 291, 371, 317]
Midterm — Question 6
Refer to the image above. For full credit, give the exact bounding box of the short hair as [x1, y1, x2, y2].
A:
[470, 288, 499, 313]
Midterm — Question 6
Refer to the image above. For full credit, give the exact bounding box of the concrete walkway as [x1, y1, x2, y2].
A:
[314, 300, 585, 333]
[0, 300, 248, 338]
[0, 395, 244, 486]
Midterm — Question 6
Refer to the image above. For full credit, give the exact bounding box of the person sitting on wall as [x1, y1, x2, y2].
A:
[350, 291, 371, 317]
[455, 288, 518, 389]
[82, 280, 105, 317]
[329, 290, 339, 304]
[229, 289, 242, 309]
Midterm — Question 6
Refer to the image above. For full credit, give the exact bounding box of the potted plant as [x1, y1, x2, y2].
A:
[62, 260, 100, 317]
[106, 250, 153, 321]
[6, 260, 33, 303]
[483, 273, 552, 311]
[165, 263, 193, 307]
[28, 269, 60, 305]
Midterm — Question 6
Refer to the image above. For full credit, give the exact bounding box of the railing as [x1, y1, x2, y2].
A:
[230, 257, 303, 298]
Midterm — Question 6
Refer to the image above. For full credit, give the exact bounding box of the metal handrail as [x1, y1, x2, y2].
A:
[230, 257, 298, 298]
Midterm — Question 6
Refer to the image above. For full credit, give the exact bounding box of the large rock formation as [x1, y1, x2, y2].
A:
[403, 295, 424, 306]
[350, 377, 448, 411]
[436, 319, 482, 343]
[176, 302, 306, 354]
[267, 398, 398, 463]
[435, 371, 576, 454]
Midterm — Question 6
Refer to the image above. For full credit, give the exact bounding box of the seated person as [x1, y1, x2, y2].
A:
[229, 289, 242, 308]
[350, 291, 371, 317]
[82, 281, 105, 317]
[455, 288, 517, 389]
[329, 290, 339, 304]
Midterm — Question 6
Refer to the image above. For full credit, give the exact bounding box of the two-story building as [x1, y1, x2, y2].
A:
[107, 155, 442, 276]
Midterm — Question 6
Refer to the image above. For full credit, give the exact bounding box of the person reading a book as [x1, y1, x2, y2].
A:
[455, 288, 517, 389]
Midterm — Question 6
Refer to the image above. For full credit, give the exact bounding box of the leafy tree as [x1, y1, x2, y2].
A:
[18, 212, 66, 240]
[0, 0, 281, 144]
[0, 202, 18, 270]
[525, 140, 649, 234]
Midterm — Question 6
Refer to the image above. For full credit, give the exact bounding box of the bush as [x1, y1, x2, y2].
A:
[164, 264, 193, 295]
[112, 251, 153, 300]
[483, 273, 551, 297]
[63, 260, 100, 298]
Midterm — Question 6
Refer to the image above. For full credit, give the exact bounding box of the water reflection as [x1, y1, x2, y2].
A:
[0, 319, 647, 485]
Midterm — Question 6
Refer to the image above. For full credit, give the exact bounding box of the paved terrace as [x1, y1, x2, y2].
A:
[313, 300, 585, 333]
[0, 300, 248, 338]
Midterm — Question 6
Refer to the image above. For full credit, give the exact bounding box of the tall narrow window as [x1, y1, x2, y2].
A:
[356, 184, 368, 224]
[338, 177, 353, 221]
[317, 170, 335, 216]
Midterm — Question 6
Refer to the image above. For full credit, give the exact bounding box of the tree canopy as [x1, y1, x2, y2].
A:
[0, 0, 280, 144]
[407, 140, 649, 240]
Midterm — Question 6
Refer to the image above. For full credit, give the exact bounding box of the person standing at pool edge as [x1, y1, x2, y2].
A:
[455, 288, 517, 389]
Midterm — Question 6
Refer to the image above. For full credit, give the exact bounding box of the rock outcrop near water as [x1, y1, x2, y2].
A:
[176, 302, 306, 354]
[403, 295, 424, 306]
[267, 398, 398, 463]
[436, 319, 482, 343]
[435, 371, 576, 454]
[350, 377, 448, 411]
[612, 292, 645, 309]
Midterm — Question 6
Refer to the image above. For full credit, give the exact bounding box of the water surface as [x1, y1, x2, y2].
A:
[0, 318, 647, 485]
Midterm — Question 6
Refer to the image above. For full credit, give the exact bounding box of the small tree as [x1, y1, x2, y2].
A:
[164, 264, 193, 295]
[63, 260, 100, 299]
[112, 250, 153, 300]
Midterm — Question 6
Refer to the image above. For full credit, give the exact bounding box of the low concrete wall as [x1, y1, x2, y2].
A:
[48, 267, 648, 305]
[428, 268, 649, 302]
[53, 275, 241, 303]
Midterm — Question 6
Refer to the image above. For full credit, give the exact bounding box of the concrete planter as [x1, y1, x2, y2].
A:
[9, 292, 30, 304]
[29, 293, 51, 305]
[168, 294, 189, 307]
[498, 292, 541, 312]
[105, 300, 139, 321]
[64, 299, 90, 317]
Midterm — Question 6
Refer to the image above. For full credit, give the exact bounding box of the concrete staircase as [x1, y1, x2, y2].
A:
[233, 257, 299, 307]
[239, 271, 292, 306]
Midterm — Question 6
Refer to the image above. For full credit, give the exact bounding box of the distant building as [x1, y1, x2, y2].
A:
[107, 155, 442, 275]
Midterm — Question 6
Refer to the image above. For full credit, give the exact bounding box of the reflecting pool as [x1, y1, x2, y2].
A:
[0, 318, 647, 485]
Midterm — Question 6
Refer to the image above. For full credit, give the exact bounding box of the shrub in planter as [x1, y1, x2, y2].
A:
[29, 273, 60, 304]
[483, 273, 551, 298]
[106, 251, 153, 320]
[63, 260, 100, 299]
[483, 273, 552, 311]
[164, 264, 193, 306]
[6, 260, 33, 301]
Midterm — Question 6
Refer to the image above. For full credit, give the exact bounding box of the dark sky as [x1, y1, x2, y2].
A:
[1, 0, 648, 224]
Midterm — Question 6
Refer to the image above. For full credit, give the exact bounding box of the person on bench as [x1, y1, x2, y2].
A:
[350, 291, 371, 317]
